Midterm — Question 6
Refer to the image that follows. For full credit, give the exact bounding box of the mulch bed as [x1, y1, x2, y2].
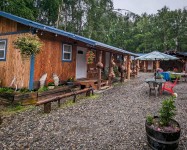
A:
[0, 73, 187, 149]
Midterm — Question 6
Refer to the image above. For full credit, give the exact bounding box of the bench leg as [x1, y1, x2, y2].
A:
[0, 115, 2, 125]
[44, 102, 51, 113]
[58, 99, 61, 107]
[73, 95, 76, 103]
[86, 90, 91, 96]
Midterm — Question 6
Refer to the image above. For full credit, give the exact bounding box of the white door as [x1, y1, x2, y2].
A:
[76, 47, 87, 79]
[148, 61, 153, 70]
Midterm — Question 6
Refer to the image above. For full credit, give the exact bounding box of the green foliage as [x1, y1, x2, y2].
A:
[1, 1, 187, 52]
[0, 87, 14, 93]
[14, 33, 42, 57]
[113, 66, 120, 77]
[0, 0, 38, 20]
[18, 88, 31, 93]
[0, 103, 34, 116]
[48, 82, 55, 86]
[38, 86, 48, 93]
[146, 115, 154, 125]
[159, 96, 176, 126]
[0, 87, 32, 94]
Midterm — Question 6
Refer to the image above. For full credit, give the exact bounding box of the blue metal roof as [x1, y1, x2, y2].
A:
[0, 11, 138, 56]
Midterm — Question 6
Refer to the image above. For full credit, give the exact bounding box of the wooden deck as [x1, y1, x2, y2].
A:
[77, 79, 108, 90]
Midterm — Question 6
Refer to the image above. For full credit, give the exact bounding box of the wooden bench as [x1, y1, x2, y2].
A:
[36, 87, 94, 113]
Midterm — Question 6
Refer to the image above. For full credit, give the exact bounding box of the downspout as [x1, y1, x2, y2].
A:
[29, 55, 35, 90]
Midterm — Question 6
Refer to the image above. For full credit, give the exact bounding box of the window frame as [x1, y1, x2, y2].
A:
[0, 39, 7, 61]
[62, 44, 72, 62]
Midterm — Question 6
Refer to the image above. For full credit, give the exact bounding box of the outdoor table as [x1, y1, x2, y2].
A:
[169, 72, 187, 82]
[145, 78, 166, 95]
[160, 72, 170, 81]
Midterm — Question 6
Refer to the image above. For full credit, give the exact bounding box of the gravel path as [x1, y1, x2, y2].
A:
[0, 73, 187, 150]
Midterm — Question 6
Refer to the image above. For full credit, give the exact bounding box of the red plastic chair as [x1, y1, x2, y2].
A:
[161, 78, 178, 94]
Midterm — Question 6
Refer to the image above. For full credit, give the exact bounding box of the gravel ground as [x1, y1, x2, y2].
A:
[0, 72, 187, 150]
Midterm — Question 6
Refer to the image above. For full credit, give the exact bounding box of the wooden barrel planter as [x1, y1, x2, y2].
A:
[145, 116, 181, 150]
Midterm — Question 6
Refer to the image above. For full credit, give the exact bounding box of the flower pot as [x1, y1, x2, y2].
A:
[145, 116, 181, 150]
[67, 82, 74, 86]
[48, 86, 55, 90]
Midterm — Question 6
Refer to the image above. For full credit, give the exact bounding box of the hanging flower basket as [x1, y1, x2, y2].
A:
[14, 33, 42, 58]
[86, 51, 95, 64]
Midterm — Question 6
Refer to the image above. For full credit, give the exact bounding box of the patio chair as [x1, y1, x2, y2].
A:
[148, 82, 159, 97]
[161, 78, 178, 95]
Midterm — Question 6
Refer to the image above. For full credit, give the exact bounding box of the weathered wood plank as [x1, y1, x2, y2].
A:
[0, 34, 31, 88]
[34, 35, 77, 83]
[36, 87, 93, 105]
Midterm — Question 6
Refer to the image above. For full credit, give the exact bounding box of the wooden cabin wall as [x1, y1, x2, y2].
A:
[34, 34, 77, 83]
[160, 60, 184, 72]
[0, 34, 31, 88]
[0, 17, 17, 33]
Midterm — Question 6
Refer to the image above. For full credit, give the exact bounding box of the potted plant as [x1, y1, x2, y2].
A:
[14, 33, 42, 59]
[67, 77, 74, 86]
[145, 96, 181, 150]
[47, 79, 55, 90]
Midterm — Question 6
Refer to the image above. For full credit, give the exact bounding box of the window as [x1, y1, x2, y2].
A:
[0, 39, 7, 61]
[117, 54, 122, 62]
[62, 44, 72, 61]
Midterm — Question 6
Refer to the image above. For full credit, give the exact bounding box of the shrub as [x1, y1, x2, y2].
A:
[159, 96, 176, 126]
[146, 96, 176, 127]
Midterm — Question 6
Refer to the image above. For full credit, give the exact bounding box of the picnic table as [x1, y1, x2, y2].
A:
[145, 78, 166, 96]
[169, 72, 187, 82]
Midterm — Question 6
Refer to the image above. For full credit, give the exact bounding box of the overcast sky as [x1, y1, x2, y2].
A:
[113, 0, 187, 15]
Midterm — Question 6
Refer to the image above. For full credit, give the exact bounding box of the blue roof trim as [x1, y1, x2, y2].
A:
[0, 11, 138, 56]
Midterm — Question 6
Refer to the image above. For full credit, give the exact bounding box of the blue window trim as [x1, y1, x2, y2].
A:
[0, 39, 7, 61]
[62, 43, 72, 62]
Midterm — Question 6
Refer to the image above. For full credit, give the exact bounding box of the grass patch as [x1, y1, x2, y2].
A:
[113, 82, 123, 87]
[0, 103, 34, 116]
[60, 99, 76, 109]
[60, 93, 100, 109]
[87, 94, 100, 100]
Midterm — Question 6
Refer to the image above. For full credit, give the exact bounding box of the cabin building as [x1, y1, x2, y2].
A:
[0, 11, 138, 90]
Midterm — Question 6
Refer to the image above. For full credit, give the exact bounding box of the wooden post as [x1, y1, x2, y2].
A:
[136, 60, 140, 76]
[143, 61, 146, 72]
[108, 53, 115, 85]
[44, 102, 51, 113]
[127, 55, 131, 80]
[58, 99, 61, 107]
[0, 115, 2, 125]
[155, 60, 159, 69]
[120, 55, 126, 82]
[97, 51, 103, 90]
[108, 53, 112, 85]
[86, 90, 91, 96]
